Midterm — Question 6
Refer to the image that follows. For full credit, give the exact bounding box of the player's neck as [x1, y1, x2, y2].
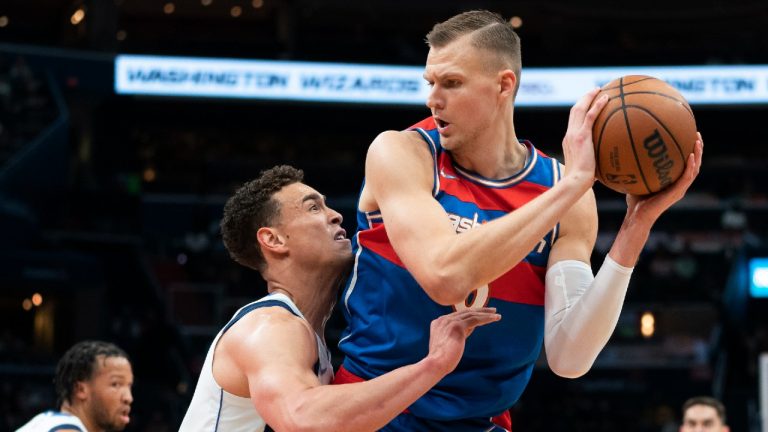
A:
[266, 268, 339, 334]
[452, 119, 526, 179]
[61, 403, 99, 432]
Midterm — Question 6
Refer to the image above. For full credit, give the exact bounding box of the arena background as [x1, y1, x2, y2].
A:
[2, 1, 768, 430]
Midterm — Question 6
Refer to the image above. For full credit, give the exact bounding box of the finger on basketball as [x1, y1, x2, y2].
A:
[694, 139, 703, 171]
[568, 88, 601, 130]
[584, 94, 609, 127]
[683, 140, 703, 183]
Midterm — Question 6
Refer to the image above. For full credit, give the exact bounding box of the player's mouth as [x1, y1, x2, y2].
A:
[334, 229, 348, 242]
[119, 410, 130, 425]
[435, 117, 451, 133]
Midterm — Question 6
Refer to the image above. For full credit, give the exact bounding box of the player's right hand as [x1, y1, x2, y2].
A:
[625, 132, 704, 223]
[427, 308, 501, 375]
[562, 88, 609, 188]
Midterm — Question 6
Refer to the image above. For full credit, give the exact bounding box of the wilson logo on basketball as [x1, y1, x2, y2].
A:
[643, 129, 674, 188]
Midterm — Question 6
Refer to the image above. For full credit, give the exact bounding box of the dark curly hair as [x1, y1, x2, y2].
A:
[55, 340, 129, 408]
[220, 165, 304, 272]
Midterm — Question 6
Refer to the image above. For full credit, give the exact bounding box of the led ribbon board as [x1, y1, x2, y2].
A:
[115, 55, 768, 106]
[114, 55, 425, 104]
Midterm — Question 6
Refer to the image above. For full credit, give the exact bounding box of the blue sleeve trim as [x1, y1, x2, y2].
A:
[221, 300, 298, 335]
[48, 425, 84, 432]
[213, 388, 223, 432]
[412, 128, 440, 197]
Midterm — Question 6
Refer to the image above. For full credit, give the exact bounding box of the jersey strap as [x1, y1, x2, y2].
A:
[48, 426, 84, 432]
[221, 300, 297, 333]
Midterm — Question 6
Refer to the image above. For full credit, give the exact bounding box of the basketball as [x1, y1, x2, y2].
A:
[592, 75, 697, 195]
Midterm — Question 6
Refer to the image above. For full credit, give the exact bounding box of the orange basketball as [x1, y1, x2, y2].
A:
[592, 75, 697, 195]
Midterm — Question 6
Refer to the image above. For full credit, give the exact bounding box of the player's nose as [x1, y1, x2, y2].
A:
[426, 87, 444, 111]
[328, 207, 343, 225]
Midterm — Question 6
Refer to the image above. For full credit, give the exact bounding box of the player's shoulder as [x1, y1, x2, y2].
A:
[367, 129, 435, 181]
[220, 302, 314, 356]
[233, 302, 305, 333]
[371, 129, 424, 149]
[369, 126, 434, 160]
[368, 115, 436, 150]
[217, 303, 317, 374]
[15, 411, 85, 432]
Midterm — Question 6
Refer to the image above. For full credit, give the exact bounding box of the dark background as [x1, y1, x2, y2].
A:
[1, 0, 767, 431]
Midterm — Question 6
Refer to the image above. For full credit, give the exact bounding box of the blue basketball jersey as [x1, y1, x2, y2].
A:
[339, 124, 562, 421]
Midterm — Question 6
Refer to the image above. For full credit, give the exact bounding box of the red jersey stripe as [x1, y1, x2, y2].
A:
[489, 262, 546, 306]
[359, 223, 546, 306]
[358, 223, 406, 268]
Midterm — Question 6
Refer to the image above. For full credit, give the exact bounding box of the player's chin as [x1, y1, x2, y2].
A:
[112, 413, 131, 430]
[110, 423, 129, 431]
[438, 134, 458, 150]
[333, 236, 351, 250]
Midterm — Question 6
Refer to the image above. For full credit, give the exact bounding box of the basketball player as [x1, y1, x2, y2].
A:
[16, 341, 133, 432]
[680, 397, 730, 432]
[179, 165, 500, 432]
[334, 10, 704, 431]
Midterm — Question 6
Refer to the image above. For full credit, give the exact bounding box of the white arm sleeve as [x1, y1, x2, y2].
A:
[544, 256, 633, 378]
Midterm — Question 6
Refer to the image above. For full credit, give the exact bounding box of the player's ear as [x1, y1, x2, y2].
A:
[72, 380, 89, 401]
[257, 227, 287, 253]
[499, 69, 517, 98]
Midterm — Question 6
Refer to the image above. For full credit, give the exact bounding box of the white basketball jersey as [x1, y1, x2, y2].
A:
[16, 411, 87, 432]
[179, 293, 334, 432]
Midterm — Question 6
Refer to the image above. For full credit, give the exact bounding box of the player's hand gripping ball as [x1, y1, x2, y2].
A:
[591, 75, 697, 195]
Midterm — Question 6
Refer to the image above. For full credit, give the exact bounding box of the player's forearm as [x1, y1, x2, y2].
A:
[544, 257, 632, 377]
[426, 175, 592, 304]
[284, 358, 444, 432]
[606, 206, 656, 267]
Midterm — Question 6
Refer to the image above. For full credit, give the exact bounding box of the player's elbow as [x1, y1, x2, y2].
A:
[546, 353, 592, 379]
[425, 289, 465, 307]
[549, 363, 590, 379]
[418, 269, 471, 306]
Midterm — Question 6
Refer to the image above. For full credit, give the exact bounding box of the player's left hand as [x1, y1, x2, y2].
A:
[625, 132, 703, 222]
